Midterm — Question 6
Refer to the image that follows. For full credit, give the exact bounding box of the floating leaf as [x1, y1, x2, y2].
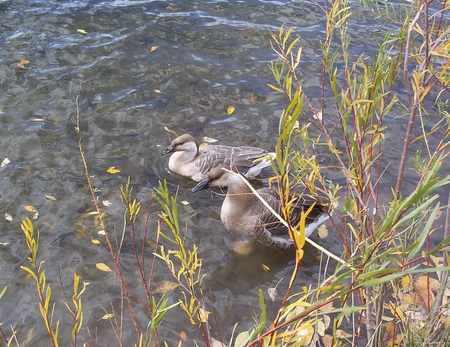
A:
[181, 200, 189, 206]
[163, 126, 179, 137]
[17, 60, 29, 69]
[150, 46, 158, 52]
[32, 212, 39, 220]
[154, 280, 179, 293]
[262, 264, 270, 272]
[91, 239, 100, 244]
[77, 28, 88, 35]
[197, 116, 206, 123]
[45, 195, 57, 201]
[4, 213, 12, 222]
[102, 200, 112, 207]
[1, 158, 10, 167]
[203, 136, 218, 143]
[166, 5, 176, 11]
[180, 331, 187, 342]
[96, 263, 112, 272]
[98, 230, 107, 236]
[154, 89, 161, 93]
[267, 287, 277, 302]
[24, 205, 37, 213]
[317, 224, 328, 239]
[106, 166, 121, 174]
[98, 313, 114, 320]
[313, 111, 323, 121]
[227, 106, 235, 115]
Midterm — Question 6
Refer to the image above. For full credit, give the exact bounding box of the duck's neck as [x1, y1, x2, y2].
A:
[224, 175, 254, 208]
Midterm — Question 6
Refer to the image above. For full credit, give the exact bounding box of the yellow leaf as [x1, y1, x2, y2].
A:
[77, 28, 88, 35]
[417, 276, 441, 291]
[262, 264, 270, 272]
[98, 313, 114, 320]
[150, 46, 158, 52]
[401, 275, 410, 288]
[23, 205, 37, 213]
[91, 239, 100, 244]
[4, 213, 12, 222]
[181, 200, 189, 205]
[227, 106, 235, 115]
[154, 280, 179, 293]
[154, 89, 161, 93]
[163, 126, 179, 137]
[96, 263, 112, 272]
[267, 83, 284, 93]
[402, 293, 415, 305]
[202, 136, 218, 143]
[33, 212, 39, 220]
[17, 60, 29, 69]
[106, 166, 121, 174]
[166, 5, 175, 11]
[45, 195, 57, 201]
[317, 224, 328, 239]
[1, 158, 10, 167]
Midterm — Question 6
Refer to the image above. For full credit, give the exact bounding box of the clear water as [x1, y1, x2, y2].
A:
[0, 0, 448, 345]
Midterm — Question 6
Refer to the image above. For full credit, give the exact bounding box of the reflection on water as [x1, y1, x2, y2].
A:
[0, 0, 448, 345]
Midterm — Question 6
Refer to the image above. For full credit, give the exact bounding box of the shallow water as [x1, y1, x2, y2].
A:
[0, 0, 448, 345]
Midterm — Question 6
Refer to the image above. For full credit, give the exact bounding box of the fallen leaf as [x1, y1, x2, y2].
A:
[335, 329, 353, 339]
[181, 200, 189, 206]
[163, 126, 179, 137]
[316, 320, 326, 336]
[267, 287, 277, 302]
[45, 195, 57, 201]
[262, 264, 270, 272]
[96, 263, 112, 272]
[166, 5, 176, 11]
[1, 158, 10, 167]
[401, 275, 411, 289]
[322, 334, 333, 347]
[17, 60, 29, 69]
[150, 46, 158, 52]
[102, 200, 112, 207]
[77, 28, 88, 35]
[0, 109, 3, 114]
[198, 307, 210, 323]
[106, 166, 121, 174]
[235, 331, 250, 347]
[417, 276, 441, 291]
[197, 116, 206, 123]
[32, 212, 39, 220]
[4, 213, 12, 222]
[154, 280, 179, 293]
[203, 136, 218, 143]
[313, 111, 323, 121]
[98, 230, 107, 235]
[154, 89, 161, 93]
[317, 224, 328, 239]
[24, 205, 38, 213]
[98, 313, 114, 320]
[402, 293, 415, 305]
[180, 331, 187, 342]
[91, 239, 100, 244]
[227, 106, 235, 115]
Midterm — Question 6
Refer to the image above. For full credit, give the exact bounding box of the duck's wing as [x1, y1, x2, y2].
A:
[196, 145, 271, 176]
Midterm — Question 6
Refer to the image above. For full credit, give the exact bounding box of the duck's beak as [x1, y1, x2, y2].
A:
[162, 144, 174, 156]
[191, 177, 210, 193]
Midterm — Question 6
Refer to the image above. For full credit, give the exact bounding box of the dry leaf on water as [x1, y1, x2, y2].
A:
[203, 136, 218, 143]
[106, 166, 121, 174]
[179, 331, 187, 342]
[17, 60, 29, 69]
[262, 264, 270, 272]
[267, 287, 277, 302]
[98, 313, 114, 320]
[154, 280, 179, 293]
[102, 200, 112, 207]
[1, 158, 10, 167]
[45, 195, 57, 201]
[96, 263, 112, 272]
[91, 239, 100, 244]
[181, 200, 189, 206]
[150, 46, 158, 52]
[23, 205, 37, 213]
[4, 213, 12, 222]
[227, 106, 235, 115]
[77, 28, 88, 35]
[317, 224, 328, 239]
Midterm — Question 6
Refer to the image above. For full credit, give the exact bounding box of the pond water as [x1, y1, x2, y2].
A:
[0, 0, 448, 345]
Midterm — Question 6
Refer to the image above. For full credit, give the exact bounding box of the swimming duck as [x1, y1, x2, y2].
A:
[191, 166, 333, 250]
[162, 134, 274, 182]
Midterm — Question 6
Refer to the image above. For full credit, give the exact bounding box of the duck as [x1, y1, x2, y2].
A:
[161, 134, 274, 182]
[191, 165, 334, 251]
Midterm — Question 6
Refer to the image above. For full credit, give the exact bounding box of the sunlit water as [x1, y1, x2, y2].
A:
[0, 0, 448, 345]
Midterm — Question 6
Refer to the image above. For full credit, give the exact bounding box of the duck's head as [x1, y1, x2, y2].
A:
[162, 134, 198, 155]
